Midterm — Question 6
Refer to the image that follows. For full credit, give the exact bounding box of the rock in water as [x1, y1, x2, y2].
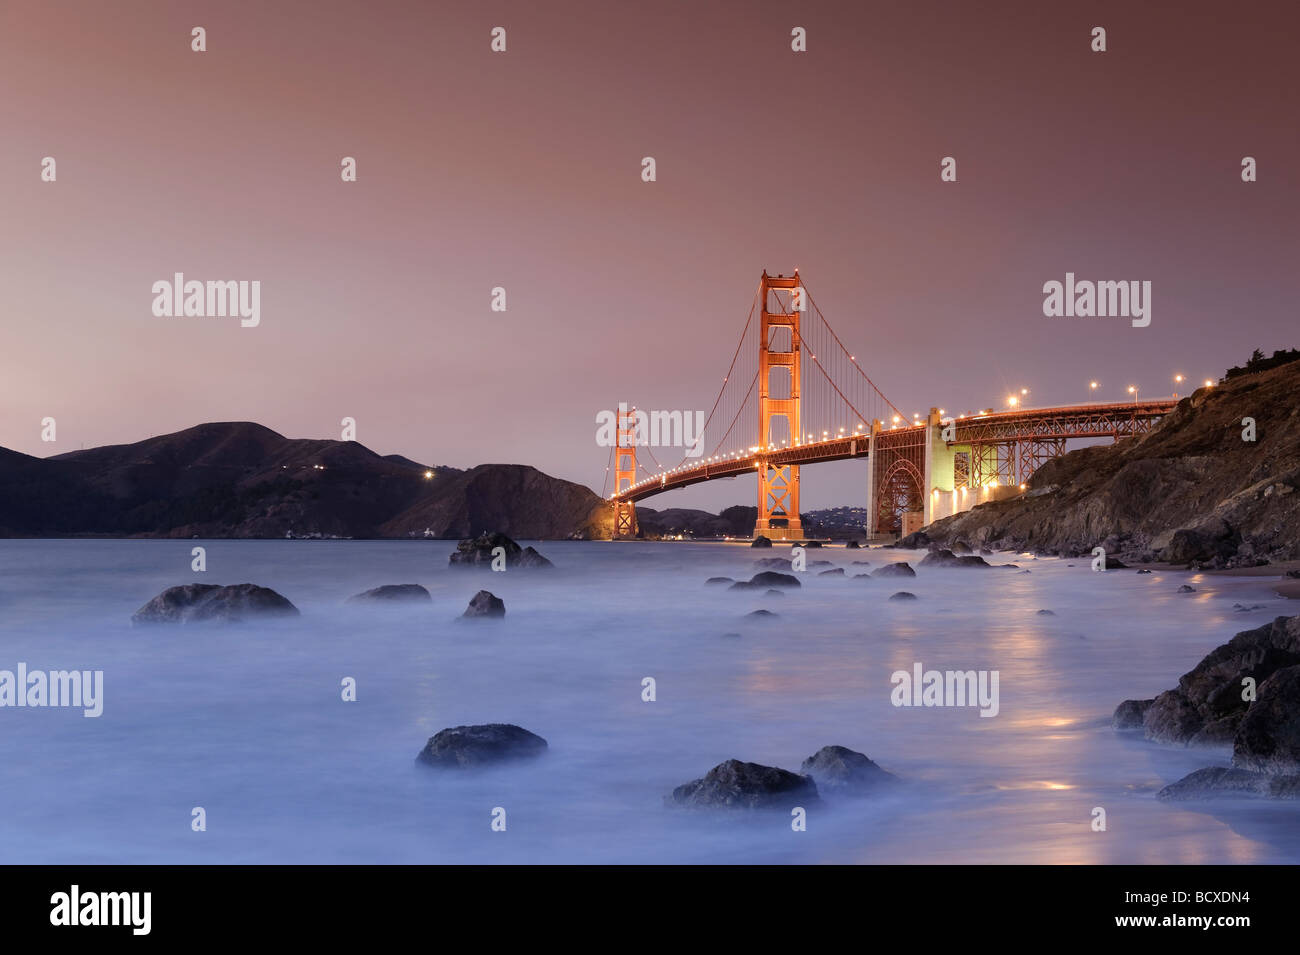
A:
[346, 584, 431, 603]
[416, 723, 547, 768]
[818, 568, 846, 577]
[800, 745, 898, 795]
[751, 536, 772, 548]
[872, 562, 916, 578]
[1233, 664, 1300, 773]
[666, 759, 819, 810]
[1036, 609, 1056, 616]
[449, 531, 553, 568]
[462, 590, 505, 618]
[132, 583, 299, 624]
[1138, 615, 1300, 746]
[846, 541, 861, 549]
[1156, 766, 1300, 801]
[753, 557, 793, 570]
[889, 591, 918, 601]
[729, 571, 801, 591]
[704, 577, 735, 586]
[919, 548, 991, 569]
[1112, 698, 1154, 730]
[1177, 584, 1197, 593]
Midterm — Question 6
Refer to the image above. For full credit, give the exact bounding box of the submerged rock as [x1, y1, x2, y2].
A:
[132, 583, 299, 625]
[873, 562, 916, 578]
[705, 576, 735, 586]
[754, 557, 793, 571]
[919, 548, 992, 569]
[416, 723, 547, 768]
[1156, 766, 1300, 801]
[1112, 698, 1154, 730]
[889, 591, 918, 601]
[462, 590, 506, 618]
[818, 568, 846, 577]
[666, 759, 819, 810]
[346, 584, 431, 603]
[1036, 609, 1056, 616]
[1177, 584, 1197, 593]
[449, 532, 552, 569]
[800, 745, 898, 795]
[730, 571, 801, 591]
[746, 609, 778, 618]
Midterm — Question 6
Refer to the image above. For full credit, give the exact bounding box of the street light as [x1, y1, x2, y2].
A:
[1173, 373, 1184, 397]
[1128, 385, 1139, 403]
[1089, 380, 1099, 391]
[1007, 395, 1019, 408]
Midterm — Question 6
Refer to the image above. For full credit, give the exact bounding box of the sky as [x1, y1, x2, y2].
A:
[2, 0, 1297, 511]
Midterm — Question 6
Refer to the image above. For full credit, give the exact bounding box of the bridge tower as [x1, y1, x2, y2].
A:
[611, 404, 639, 538]
[753, 271, 804, 541]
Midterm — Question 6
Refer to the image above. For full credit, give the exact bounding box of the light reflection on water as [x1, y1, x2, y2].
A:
[0, 539, 1295, 864]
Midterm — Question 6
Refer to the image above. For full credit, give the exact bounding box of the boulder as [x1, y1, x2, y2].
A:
[1156, 766, 1300, 801]
[449, 532, 553, 569]
[666, 759, 819, 810]
[799, 745, 898, 795]
[1177, 584, 1197, 593]
[704, 577, 734, 586]
[730, 571, 801, 591]
[751, 536, 772, 548]
[346, 584, 431, 603]
[1139, 616, 1300, 745]
[1112, 698, 1154, 730]
[846, 541, 861, 549]
[462, 590, 506, 618]
[416, 723, 547, 768]
[872, 562, 916, 578]
[889, 591, 918, 601]
[1233, 664, 1300, 774]
[919, 548, 991, 569]
[132, 583, 298, 625]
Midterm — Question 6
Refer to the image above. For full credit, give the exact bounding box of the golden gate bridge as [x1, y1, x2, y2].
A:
[603, 270, 1177, 540]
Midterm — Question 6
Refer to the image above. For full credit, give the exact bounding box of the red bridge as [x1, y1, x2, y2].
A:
[604, 271, 1180, 539]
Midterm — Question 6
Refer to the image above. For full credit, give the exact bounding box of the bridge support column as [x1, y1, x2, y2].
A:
[611, 404, 639, 539]
[752, 270, 804, 541]
[865, 420, 880, 538]
[924, 406, 958, 526]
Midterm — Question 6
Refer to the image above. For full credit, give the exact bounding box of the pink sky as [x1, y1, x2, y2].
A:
[2, 0, 1296, 510]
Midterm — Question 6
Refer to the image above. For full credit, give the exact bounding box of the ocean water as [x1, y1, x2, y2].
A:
[0, 539, 1295, 864]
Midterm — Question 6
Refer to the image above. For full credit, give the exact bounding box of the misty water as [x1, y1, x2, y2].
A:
[0, 539, 1296, 864]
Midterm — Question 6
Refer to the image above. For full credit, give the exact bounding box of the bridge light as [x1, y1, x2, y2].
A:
[1020, 388, 1028, 395]
[1007, 395, 1018, 407]
[1089, 381, 1098, 390]
[1204, 379, 1214, 388]
[892, 415, 900, 424]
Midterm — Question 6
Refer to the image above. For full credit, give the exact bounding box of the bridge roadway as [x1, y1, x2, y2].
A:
[613, 397, 1179, 504]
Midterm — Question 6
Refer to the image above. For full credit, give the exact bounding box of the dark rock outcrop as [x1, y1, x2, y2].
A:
[415, 723, 547, 768]
[346, 584, 431, 603]
[1138, 616, 1300, 746]
[729, 571, 801, 591]
[818, 568, 846, 577]
[132, 583, 299, 624]
[1157, 766, 1300, 801]
[1112, 698, 1154, 730]
[751, 536, 772, 548]
[919, 548, 991, 569]
[449, 532, 552, 569]
[666, 759, 819, 810]
[1233, 665, 1300, 773]
[462, 590, 506, 618]
[872, 562, 916, 578]
[889, 591, 917, 601]
[800, 745, 898, 795]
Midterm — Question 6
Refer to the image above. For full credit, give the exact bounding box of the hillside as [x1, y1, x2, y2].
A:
[0, 422, 607, 540]
[903, 359, 1300, 565]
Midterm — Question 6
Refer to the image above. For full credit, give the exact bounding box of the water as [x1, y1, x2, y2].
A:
[0, 539, 1295, 864]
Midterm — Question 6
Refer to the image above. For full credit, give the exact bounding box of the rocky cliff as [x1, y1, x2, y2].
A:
[901, 358, 1300, 565]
